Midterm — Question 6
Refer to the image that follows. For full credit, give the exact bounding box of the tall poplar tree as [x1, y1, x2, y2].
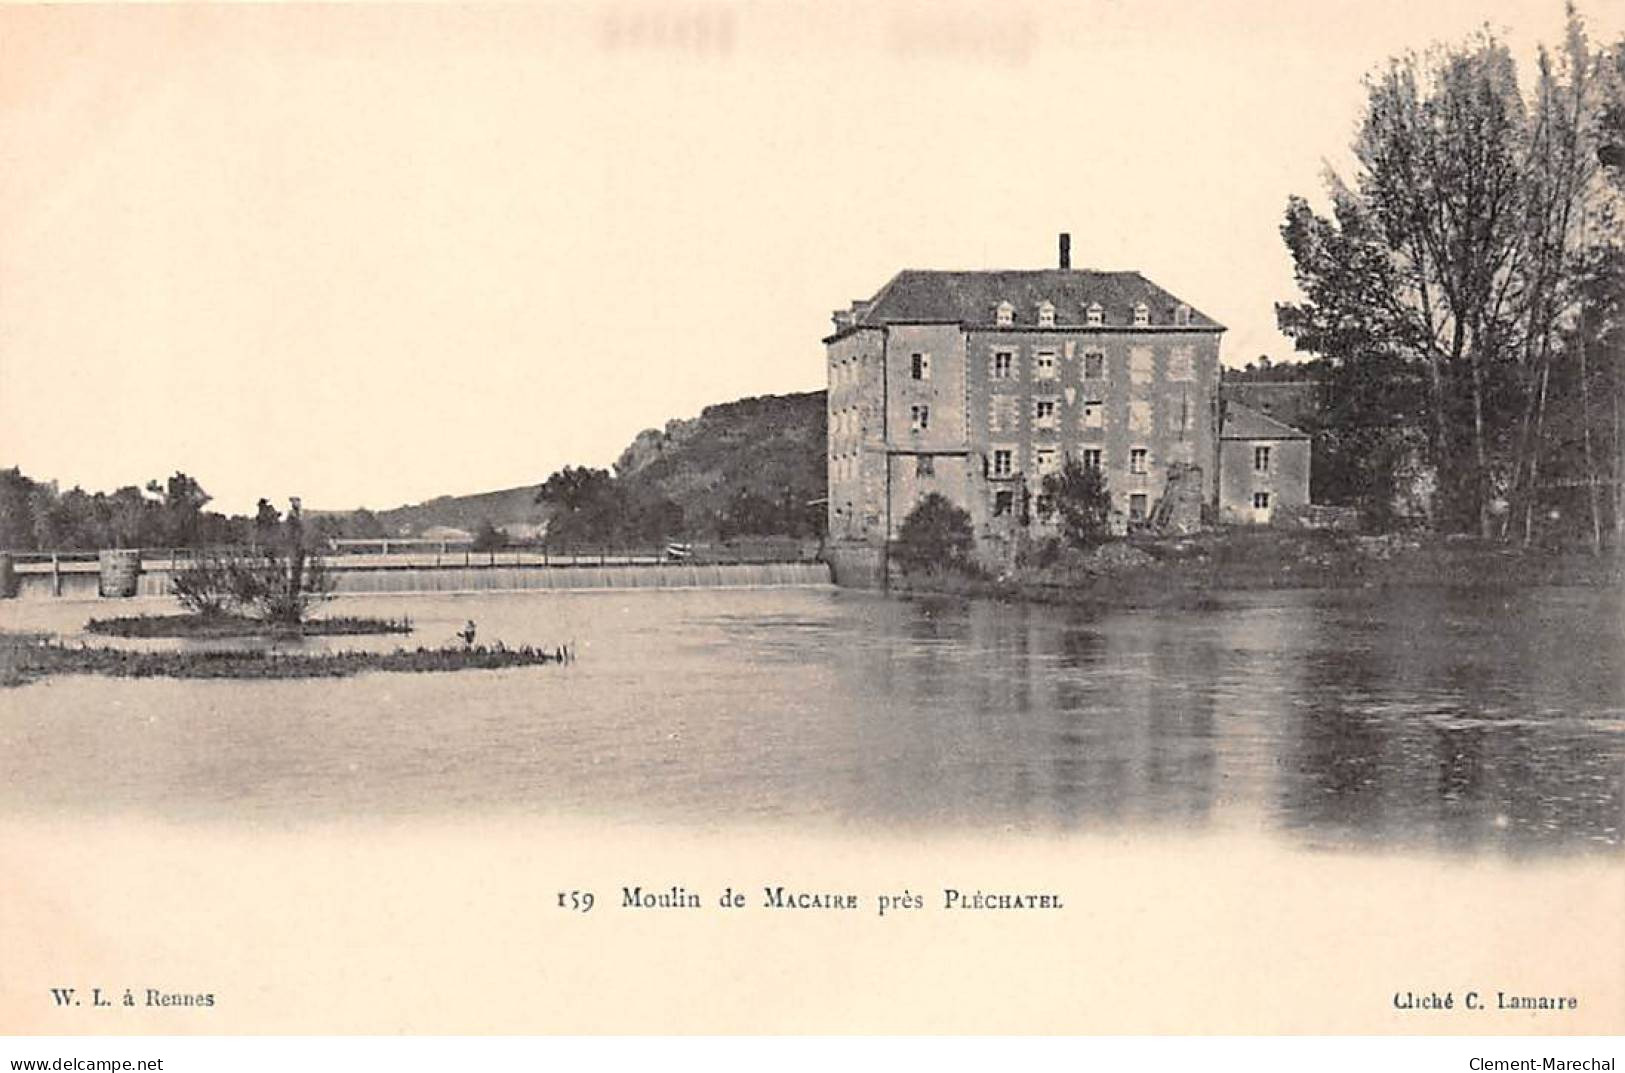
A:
[1278, 10, 1622, 539]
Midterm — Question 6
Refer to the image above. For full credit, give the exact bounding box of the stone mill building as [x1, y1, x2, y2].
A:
[824, 235, 1225, 573]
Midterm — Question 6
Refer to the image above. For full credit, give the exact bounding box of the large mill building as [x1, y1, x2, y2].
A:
[824, 235, 1226, 566]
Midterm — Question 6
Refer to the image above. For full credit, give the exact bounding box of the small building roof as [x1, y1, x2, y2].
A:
[835, 269, 1224, 336]
[1221, 402, 1309, 440]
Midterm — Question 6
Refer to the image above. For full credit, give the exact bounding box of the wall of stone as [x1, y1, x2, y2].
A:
[883, 324, 968, 454]
[880, 323, 971, 540]
[825, 543, 886, 589]
[1219, 437, 1310, 524]
[886, 452, 974, 541]
[829, 319, 1224, 550]
[965, 328, 1221, 532]
[826, 327, 886, 543]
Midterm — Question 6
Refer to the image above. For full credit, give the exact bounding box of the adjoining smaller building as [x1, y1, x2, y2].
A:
[1218, 403, 1310, 525]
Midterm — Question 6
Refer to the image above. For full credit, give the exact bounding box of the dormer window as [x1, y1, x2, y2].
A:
[995, 301, 1014, 327]
[1133, 303, 1149, 327]
[1086, 302, 1103, 327]
[1037, 300, 1056, 328]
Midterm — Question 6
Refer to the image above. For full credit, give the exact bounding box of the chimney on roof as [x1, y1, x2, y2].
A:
[1058, 232, 1071, 270]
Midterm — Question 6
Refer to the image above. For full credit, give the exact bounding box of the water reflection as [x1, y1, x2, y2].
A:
[1, 586, 1620, 854]
[1278, 587, 1625, 853]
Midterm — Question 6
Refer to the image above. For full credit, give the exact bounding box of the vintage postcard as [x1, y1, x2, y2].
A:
[1, 0, 1622, 1042]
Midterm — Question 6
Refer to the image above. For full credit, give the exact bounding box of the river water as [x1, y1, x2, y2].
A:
[1, 585, 1621, 854]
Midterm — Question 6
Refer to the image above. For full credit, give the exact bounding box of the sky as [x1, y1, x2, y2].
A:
[2, 0, 1620, 515]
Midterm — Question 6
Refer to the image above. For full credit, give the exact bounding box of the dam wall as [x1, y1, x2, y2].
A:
[4, 558, 832, 601]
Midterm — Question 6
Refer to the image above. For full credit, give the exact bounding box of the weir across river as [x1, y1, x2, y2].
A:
[0, 548, 833, 600]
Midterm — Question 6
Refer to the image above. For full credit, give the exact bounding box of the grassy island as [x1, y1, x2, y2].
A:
[84, 612, 414, 640]
[1, 632, 570, 688]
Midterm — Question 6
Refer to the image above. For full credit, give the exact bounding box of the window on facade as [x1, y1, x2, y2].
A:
[1036, 447, 1059, 476]
[1168, 348, 1194, 381]
[1133, 303, 1149, 327]
[993, 490, 1014, 516]
[1253, 491, 1271, 510]
[1254, 445, 1271, 472]
[1035, 494, 1055, 519]
[910, 404, 930, 432]
[1083, 351, 1105, 379]
[1037, 301, 1056, 328]
[1175, 304, 1191, 326]
[992, 351, 1014, 380]
[1129, 347, 1154, 384]
[996, 301, 1014, 327]
[1086, 303, 1103, 327]
[916, 455, 935, 478]
[1082, 448, 1103, 470]
[1034, 398, 1057, 429]
[1130, 447, 1148, 474]
[992, 449, 1014, 477]
[1082, 399, 1104, 429]
[990, 395, 1020, 432]
[911, 353, 931, 381]
[1129, 493, 1148, 520]
[1034, 350, 1056, 380]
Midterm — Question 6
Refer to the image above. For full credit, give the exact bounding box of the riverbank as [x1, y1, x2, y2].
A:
[84, 612, 414, 639]
[892, 529, 1624, 609]
[0, 632, 567, 687]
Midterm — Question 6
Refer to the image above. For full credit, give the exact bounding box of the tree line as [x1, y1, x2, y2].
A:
[0, 460, 826, 554]
[531, 464, 824, 550]
[1277, 8, 1625, 546]
[0, 467, 387, 551]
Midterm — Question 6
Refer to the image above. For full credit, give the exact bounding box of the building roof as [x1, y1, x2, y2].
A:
[841, 269, 1224, 334]
[1220, 402, 1309, 440]
[1220, 380, 1322, 431]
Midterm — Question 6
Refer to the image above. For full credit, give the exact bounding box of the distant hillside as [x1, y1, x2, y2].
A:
[367, 484, 552, 539]
[321, 390, 827, 540]
[613, 391, 827, 536]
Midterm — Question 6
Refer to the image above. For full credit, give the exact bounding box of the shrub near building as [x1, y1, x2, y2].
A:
[892, 493, 975, 575]
[1042, 457, 1113, 550]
